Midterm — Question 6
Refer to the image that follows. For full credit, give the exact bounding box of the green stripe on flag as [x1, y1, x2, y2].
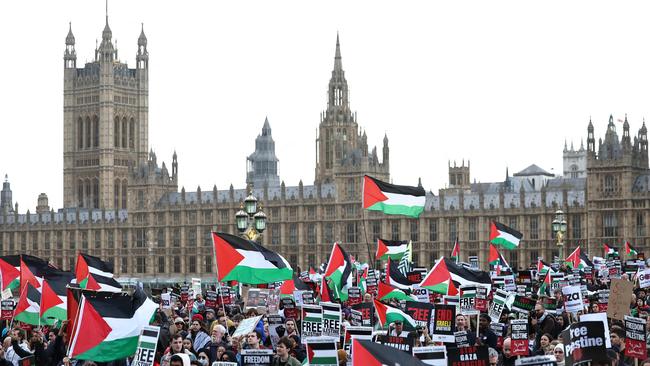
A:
[75, 336, 140, 362]
[139, 341, 157, 350]
[311, 356, 338, 364]
[367, 202, 424, 218]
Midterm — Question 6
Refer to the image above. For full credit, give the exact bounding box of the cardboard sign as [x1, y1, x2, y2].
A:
[624, 316, 647, 360]
[405, 302, 434, 332]
[514, 355, 557, 366]
[352, 302, 374, 327]
[301, 304, 323, 338]
[607, 279, 633, 320]
[160, 293, 171, 310]
[348, 287, 362, 306]
[489, 289, 508, 323]
[562, 285, 583, 314]
[241, 349, 272, 366]
[510, 319, 529, 356]
[1, 300, 14, 320]
[454, 331, 471, 347]
[413, 346, 447, 366]
[459, 286, 478, 315]
[376, 334, 416, 354]
[563, 321, 607, 365]
[320, 302, 341, 339]
[205, 290, 218, 309]
[511, 295, 535, 314]
[191, 278, 201, 299]
[232, 315, 263, 338]
[447, 346, 488, 366]
[132, 326, 160, 366]
[432, 304, 456, 343]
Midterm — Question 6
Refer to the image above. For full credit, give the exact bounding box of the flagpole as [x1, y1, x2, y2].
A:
[361, 207, 374, 269]
[66, 292, 84, 358]
[211, 231, 228, 317]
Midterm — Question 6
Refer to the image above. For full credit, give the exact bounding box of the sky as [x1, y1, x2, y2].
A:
[2, 0, 650, 211]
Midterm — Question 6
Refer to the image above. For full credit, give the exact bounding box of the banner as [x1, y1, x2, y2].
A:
[302, 304, 323, 338]
[1, 300, 14, 320]
[447, 346, 488, 366]
[348, 287, 362, 306]
[320, 302, 341, 339]
[351, 302, 374, 327]
[404, 302, 434, 332]
[510, 319, 529, 356]
[376, 334, 416, 354]
[563, 321, 607, 365]
[413, 346, 447, 366]
[624, 316, 647, 360]
[160, 293, 171, 310]
[241, 349, 273, 366]
[514, 355, 557, 366]
[132, 326, 160, 366]
[488, 289, 508, 323]
[561, 285, 583, 314]
[431, 304, 455, 343]
[459, 286, 478, 315]
[511, 295, 535, 314]
[607, 279, 633, 320]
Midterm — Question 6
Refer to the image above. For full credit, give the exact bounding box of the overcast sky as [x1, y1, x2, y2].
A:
[2, 0, 650, 211]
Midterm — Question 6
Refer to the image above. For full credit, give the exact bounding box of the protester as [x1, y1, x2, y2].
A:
[271, 337, 301, 366]
[554, 344, 565, 366]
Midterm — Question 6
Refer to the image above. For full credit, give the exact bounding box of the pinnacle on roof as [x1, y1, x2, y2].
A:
[102, 16, 112, 41]
[66, 22, 75, 45]
[608, 114, 614, 126]
[333, 33, 342, 72]
[262, 116, 271, 136]
[138, 23, 147, 46]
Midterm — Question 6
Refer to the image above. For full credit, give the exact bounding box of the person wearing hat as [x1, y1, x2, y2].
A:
[175, 317, 188, 339]
[479, 313, 497, 349]
[388, 320, 409, 337]
[553, 344, 565, 366]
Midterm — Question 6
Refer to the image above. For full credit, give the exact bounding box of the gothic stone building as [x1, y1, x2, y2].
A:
[1, 20, 649, 283]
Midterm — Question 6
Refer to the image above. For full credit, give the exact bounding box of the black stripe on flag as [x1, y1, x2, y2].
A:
[365, 175, 425, 197]
[81, 253, 114, 273]
[87, 287, 148, 318]
[44, 270, 74, 296]
[215, 232, 289, 269]
[307, 342, 337, 351]
[378, 238, 409, 247]
[416, 351, 446, 360]
[142, 329, 159, 338]
[493, 222, 523, 240]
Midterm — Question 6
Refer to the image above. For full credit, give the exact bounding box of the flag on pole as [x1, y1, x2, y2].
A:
[377, 282, 416, 302]
[40, 269, 74, 325]
[537, 269, 552, 296]
[14, 283, 42, 325]
[489, 222, 523, 249]
[386, 258, 418, 290]
[603, 244, 619, 258]
[419, 257, 457, 295]
[397, 242, 413, 276]
[0, 255, 20, 291]
[375, 238, 409, 261]
[451, 239, 460, 262]
[625, 241, 638, 258]
[373, 299, 418, 330]
[363, 175, 426, 218]
[324, 243, 353, 301]
[352, 339, 428, 366]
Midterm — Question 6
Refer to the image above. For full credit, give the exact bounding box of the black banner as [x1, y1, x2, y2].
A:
[432, 304, 456, 343]
[376, 334, 416, 354]
[447, 345, 488, 366]
[405, 301, 434, 331]
[352, 302, 375, 327]
[561, 321, 607, 365]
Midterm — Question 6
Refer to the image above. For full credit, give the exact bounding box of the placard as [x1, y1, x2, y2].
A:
[514, 355, 557, 366]
[475, 286, 488, 312]
[412, 285, 430, 303]
[562, 285, 583, 314]
[405, 302, 434, 332]
[301, 291, 315, 305]
[607, 279, 633, 320]
[413, 346, 447, 366]
[241, 349, 273, 366]
[280, 297, 298, 320]
[469, 256, 479, 269]
[217, 286, 232, 305]
[432, 304, 455, 343]
[320, 302, 341, 339]
[132, 326, 160, 366]
[205, 290, 217, 309]
[351, 302, 374, 327]
[304, 339, 339, 366]
[579, 313, 611, 348]
[301, 304, 323, 338]
[348, 287, 362, 306]
[596, 290, 609, 312]
[1, 300, 14, 320]
[247, 289, 269, 308]
[160, 293, 171, 310]
[510, 319, 529, 356]
[624, 316, 647, 360]
[541, 297, 557, 315]
[447, 346, 488, 366]
[511, 295, 535, 314]
[180, 284, 189, 302]
[344, 326, 373, 344]
[454, 331, 471, 348]
[564, 321, 607, 365]
[376, 334, 416, 354]
[232, 315, 263, 338]
[191, 278, 201, 299]
[639, 269, 650, 289]
[490, 323, 506, 349]
[459, 286, 478, 315]
[488, 289, 508, 323]
[267, 314, 284, 349]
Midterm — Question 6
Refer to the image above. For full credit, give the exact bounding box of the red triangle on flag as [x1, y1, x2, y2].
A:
[69, 297, 113, 358]
[212, 233, 245, 281]
[375, 239, 389, 259]
[363, 176, 388, 209]
[0, 259, 19, 290]
[20, 259, 40, 290]
[14, 285, 33, 316]
[75, 253, 89, 284]
[352, 339, 384, 366]
[373, 299, 388, 325]
[85, 274, 102, 291]
[40, 280, 63, 317]
[278, 280, 296, 296]
[325, 243, 345, 277]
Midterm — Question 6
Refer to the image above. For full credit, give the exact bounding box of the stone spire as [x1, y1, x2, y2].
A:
[246, 117, 280, 188]
[1, 174, 14, 215]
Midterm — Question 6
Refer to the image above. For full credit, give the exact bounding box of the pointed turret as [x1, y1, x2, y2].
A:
[247, 117, 280, 188]
[587, 116, 595, 152]
[1, 174, 14, 215]
[64, 22, 77, 68]
[262, 116, 271, 136]
[334, 32, 342, 72]
[66, 22, 75, 45]
[102, 16, 112, 41]
[137, 23, 149, 69]
[138, 23, 147, 46]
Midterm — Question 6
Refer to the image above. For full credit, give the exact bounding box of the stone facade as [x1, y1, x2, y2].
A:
[1, 21, 650, 283]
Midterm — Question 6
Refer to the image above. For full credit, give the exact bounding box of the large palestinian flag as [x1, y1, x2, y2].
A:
[212, 232, 293, 284]
[489, 221, 523, 249]
[20, 255, 51, 290]
[377, 282, 416, 302]
[565, 246, 593, 269]
[279, 275, 312, 297]
[75, 253, 115, 287]
[626, 241, 639, 258]
[375, 238, 409, 261]
[386, 258, 418, 290]
[324, 243, 353, 301]
[82, 273, 122, 293]
[41, 270, 74, 325]
[67, 288, 158, 361]
[421, 258, 491, 295]
[14, 283, 42, 325]
[363, 175, 426, 218]
[420, 257, 457, 295]
[373, 299, 417, 330]
[0, 255, 20, 291]
[352, 339, 429, 366]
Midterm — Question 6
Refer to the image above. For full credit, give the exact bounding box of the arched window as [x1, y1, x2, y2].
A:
[570, 164, 578, 179]
[121, 180, 128, 209]
[114, 179, 121, 208]
[92, 178, 99, 208]
[129, 118, 135, 149]
[92, 116, 99, 147]
[78, 179, 84, 207]
[85, 116, 91, 149]
[604, 175, 615, 193]
[77, 118, 84, 150]
[121, 118, 127, 148]
[114, 116, 120, 148]
[84, 179, 91, 208]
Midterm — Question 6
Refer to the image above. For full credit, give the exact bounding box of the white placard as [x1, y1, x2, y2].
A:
[579, 312, 611, 348]
[562, 285, 583, 314]
[160, 293, 171, 309]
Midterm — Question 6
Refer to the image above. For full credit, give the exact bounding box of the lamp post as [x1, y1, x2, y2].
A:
[551, 210, 568, 263]
[236, 185, 267, 242]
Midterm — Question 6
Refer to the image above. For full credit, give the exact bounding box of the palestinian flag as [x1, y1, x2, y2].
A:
[319, 278, 334, 303]
[356, 268, 367, 294]
[324, 243, 353, 301]
[66, 285, 82, 339]
[306, 341, 338, 365]
[580, 251, 594, 268]
[419, 257, 457, 295]
[626, 242, 639, 258]
[82, 273, 122, 293]
[67, 287, 158, 361]
[451, 239, 460, 262]
[377, 282, 416, 302]
[0, 255, 20, 291]
[75, 253, 114, 288]
[386, 258, 417, 290]
[363, 175, 426, 218]
[489, 221, 523, 249]
[302, 305, 322, 323]
[20, 255, 51, 290]
[279, 275, 312, 297]
[14, 283, 42, 325]
[212, 232, 293, 284]
[375, 238, 409, 261]
[41, 269, 74, 325]
[537, 269, 552, 296]
[565, 246, 593, 269]
[352, 339, 429, 366]
[537, 259, 551, 275]
[423, 258, 492, 294]
[373, 299, 417, 330]
[604, 244, 619, 258]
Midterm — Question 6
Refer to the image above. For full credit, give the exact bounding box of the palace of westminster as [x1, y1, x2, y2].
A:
[2, 17, 650, 283]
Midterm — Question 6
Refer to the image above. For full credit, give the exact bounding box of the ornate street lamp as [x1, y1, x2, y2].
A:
[236, 185, 266, 242]
[552, 210, 567, 261]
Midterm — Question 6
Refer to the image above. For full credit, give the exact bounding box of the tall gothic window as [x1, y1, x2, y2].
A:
[410, 221, 419, 242]
[468, 217, 477, 241]
[637, 212, 645, 237]
[121, 118, 127, 148]
[603, 212, 618, 237]
[114, 117, 120, 148]
[78, 180, 84, 207]
[129, 118, 135, 149]
[78, 118, 84, 149]
[92, 178, 99, 208]
[371, 221, 381, 241]
[604, 175, 615, 194]
[572, 215, 582, 239]
[114, 180, 120, 208]
[92, 116, 99, 147]
[529, 216, 539, 239]
[391, 221, 400, 241]
[121, 180, 127, 209]
[85, 116, 91, 148]
[448, 218, 457, 242]
[429, 219, 438, 241]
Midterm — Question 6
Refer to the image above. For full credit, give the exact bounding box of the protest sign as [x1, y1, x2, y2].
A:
[412, 285, 430, 303]
[579, 313, 611, 348]
[413, 346, 447, 366]
[267, 314, 284, 349]
[217, 286, 232, 305]
[241, 349, 273, 366]
[475, 286, 488, 312]
[488, 289, 508, 323]
[510, 319, 529, 356]
[443, 295, 460, 312]
[1, 300, 14, 320]
[376, 334, 416, 354]
[640, 269, 650, 289]
[541, 297, 557, 315]
[213, 363, 238, 366]
[160, 293, 171, 310]
[550, 273, 564, 292]
[454, 331, 471, 347]
[405, 302, 434, 332]
[518, 270, 533, 284]
[432, 304, 455, 343]
[502, 275, 516, 291]
[563, 321, 607, 365]
[447, 346, 488, 366]
[132, 326, 159, 366]
[407, 271, 424, 283]
[469, 256, 479, 269]
[301, 291, 315, 305]
[281, 297, 298, 320]
[348, 287, 362, 306]
[607, 279, 633, 320]
[1, 288, 12, 301]
[562, 285, 583, 314]
[344, 326, 373, 344]
[511, 295, 535, 314]
[305, 339, 339, 366]
[352, 302, 374, 327]
[180, 284, 189, 302]
[350, 309, 363, 326]
[247, 288, 269, 308]
[205, 290, 217, 309]
[320, 302, 341, 339]
[232, 315, 263, 338]
[490, 323, 506, 349]
[596, 290, 609, 312]
[514, 355, 557, 366]
[301, 304, 323, 338]
[191, 278, 201, 299]
[624, 315, 647, 360]
[459, 286, 478, 315]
